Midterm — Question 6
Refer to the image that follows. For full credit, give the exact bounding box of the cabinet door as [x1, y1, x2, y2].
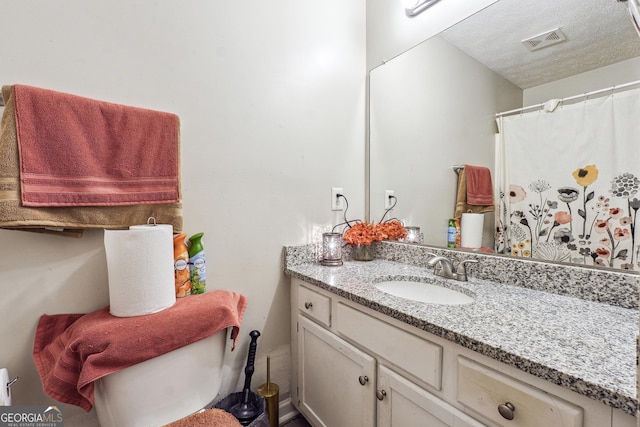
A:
[297, 316, 376, 427]
[378, 365, 485, 427]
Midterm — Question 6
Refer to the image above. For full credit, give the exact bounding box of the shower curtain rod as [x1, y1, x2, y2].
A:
[495, 79, 640, 118]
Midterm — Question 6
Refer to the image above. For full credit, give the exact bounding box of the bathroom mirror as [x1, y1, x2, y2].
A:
[369, 0, 640, 270]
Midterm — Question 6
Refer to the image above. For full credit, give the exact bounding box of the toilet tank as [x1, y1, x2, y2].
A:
[94, 331, 228, 427]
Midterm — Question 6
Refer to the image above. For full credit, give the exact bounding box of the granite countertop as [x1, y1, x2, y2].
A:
[285, 258, 638, 416]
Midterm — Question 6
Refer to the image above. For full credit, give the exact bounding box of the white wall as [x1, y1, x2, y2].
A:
[523, 57, 640, 105]
[0, 0, 365, 423]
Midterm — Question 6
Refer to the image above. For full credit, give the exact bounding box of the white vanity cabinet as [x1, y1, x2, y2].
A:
[297, 316, 376, 426]
[377, 364, 483, 427]
[290, 278, 636, 427]
[293, 280, 477, 427]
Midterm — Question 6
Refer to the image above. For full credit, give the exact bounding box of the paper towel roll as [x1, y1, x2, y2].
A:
[461, 213, 484, 249]
[104, 224, 176, 317]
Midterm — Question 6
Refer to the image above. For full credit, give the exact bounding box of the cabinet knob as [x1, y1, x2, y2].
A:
[376, 390, 387, 401]
[304, 302, 313, 309]
[497, 402, 516, 420]
[358, 375, 369, 386]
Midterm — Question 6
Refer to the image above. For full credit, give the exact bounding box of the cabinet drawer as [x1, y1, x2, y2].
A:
[336, 303, 442, 390]
[457, 356, 583, 427]
[298, 285, 331, 327]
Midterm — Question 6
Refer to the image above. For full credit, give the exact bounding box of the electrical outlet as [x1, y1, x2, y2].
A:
[331, 188, 344, 211]
[384, 190, 395, 210]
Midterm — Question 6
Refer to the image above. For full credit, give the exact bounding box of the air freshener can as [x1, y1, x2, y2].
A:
[188, 233, 206, 294]
[447, 218, 457, 248]
[173, 233, 191, 297]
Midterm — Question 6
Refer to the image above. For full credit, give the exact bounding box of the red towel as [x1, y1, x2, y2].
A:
[464, 164, 493, 206]
[32, 290, 248, 411]
[13, 84, 180, 207]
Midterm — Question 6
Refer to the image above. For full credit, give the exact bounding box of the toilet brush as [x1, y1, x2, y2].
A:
[230, 330, 261, 426]
[257, 356, 279, 427]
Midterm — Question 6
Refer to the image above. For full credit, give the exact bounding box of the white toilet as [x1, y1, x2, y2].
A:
[94, 330, 228, 427]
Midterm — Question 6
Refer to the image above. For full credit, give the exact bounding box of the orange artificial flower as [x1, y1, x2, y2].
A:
[343, 222, 377, 246]
[343, 220, 407, 246]
[376, 220, 408, 241]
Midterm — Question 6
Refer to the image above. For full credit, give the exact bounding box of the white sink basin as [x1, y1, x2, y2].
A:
[374, 280, 474, 305]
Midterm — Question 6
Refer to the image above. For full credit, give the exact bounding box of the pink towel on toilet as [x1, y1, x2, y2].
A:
[32, 290, 248, 411]
[13, 84, 180, 207]
[464, 164, 493, 206]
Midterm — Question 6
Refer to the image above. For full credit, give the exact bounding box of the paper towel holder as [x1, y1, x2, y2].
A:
[5, 376, 18, 404]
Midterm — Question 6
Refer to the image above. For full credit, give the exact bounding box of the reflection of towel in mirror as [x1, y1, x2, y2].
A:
[465, 164, 493, 205]
[454, 166, 493, 217]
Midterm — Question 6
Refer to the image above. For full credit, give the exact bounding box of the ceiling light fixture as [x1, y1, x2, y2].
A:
[402, 0, 442, 17]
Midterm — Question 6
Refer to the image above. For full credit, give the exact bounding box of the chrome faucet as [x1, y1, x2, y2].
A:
[427, 256, 455, 278]
[427, 254, 478, 281]
[455, 259, 478, 281]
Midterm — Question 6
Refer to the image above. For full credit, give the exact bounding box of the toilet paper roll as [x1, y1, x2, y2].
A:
[461, 213, 484, 249]
[0, 368, 11, 406]
[104, 224, 176, 317]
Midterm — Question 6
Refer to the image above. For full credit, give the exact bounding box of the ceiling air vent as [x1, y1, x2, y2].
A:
[522, 28, 567, 51]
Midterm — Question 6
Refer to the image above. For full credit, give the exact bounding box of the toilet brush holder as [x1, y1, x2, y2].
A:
[257, 356, 279, 427]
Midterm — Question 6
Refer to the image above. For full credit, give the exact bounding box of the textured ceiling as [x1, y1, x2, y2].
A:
[439, 0, 640, 89]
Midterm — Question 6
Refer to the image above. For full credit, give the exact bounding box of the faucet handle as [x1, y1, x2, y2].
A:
[428, 256, 455, 278]
[455, 259, 478, 281]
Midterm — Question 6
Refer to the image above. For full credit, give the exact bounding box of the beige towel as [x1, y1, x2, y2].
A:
[454, 168, 493, 218]
[0, 85, 183, 233]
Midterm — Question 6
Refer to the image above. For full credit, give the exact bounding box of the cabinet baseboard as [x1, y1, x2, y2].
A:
[278, 397, 299, 425]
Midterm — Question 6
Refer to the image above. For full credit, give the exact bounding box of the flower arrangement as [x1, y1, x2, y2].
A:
[342, 219, 407, 246]
[331, 193, 408, 263]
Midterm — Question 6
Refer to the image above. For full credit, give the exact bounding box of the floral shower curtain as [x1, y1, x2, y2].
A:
[495, 88, 640, 271]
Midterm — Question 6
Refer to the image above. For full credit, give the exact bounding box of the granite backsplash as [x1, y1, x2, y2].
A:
[284, 240, 639, 310]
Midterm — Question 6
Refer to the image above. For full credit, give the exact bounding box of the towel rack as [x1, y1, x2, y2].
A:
[452, 165, 464, 174]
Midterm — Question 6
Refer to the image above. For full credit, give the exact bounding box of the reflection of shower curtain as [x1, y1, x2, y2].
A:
[495, 88, 640, 272]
